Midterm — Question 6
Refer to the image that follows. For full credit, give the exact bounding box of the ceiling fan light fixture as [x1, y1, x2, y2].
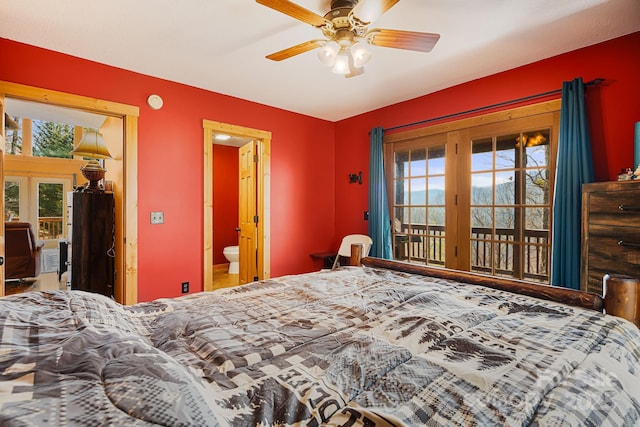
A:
[317, 40, 340, 66]
[350, 42, 372, 68]
[331, 49, 350, 74]
[257, 0, 440, 78]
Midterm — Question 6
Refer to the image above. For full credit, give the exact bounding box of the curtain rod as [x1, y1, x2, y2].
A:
[383, 77, 605, 133]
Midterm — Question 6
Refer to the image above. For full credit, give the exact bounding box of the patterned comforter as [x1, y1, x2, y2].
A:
[1, 266, 639, 426]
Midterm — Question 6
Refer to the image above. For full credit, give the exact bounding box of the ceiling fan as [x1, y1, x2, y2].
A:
[256, 0, 440, 77]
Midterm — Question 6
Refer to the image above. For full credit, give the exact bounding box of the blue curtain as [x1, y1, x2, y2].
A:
[368, 127, 393, 259]
[551, 78, 594, 289]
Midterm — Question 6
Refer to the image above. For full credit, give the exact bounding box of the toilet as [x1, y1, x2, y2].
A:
[223, 245, 239, 275]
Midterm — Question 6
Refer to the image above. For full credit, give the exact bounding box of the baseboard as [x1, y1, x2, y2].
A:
[213, 263, 229, 272]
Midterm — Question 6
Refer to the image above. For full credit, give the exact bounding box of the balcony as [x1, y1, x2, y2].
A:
[38, 216, 63, 240]
[393, 223, 550, 283]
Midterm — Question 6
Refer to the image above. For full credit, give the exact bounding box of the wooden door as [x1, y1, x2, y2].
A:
[239, 140, 258, 284]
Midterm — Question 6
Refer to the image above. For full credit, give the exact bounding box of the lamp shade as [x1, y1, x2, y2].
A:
[72, 129, 112, 159]
[331, 49, 350, 74]
[317, 41, 339, 66]
[350, 42, 372, 68]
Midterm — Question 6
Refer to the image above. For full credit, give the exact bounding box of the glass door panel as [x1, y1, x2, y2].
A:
[37, 182, 64, 241]
[4, 178, 26, 221]
[469, 128, 551, 282]
[391, 139, 446, 266]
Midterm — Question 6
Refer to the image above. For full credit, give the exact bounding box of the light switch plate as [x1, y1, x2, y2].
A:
[150, 211, 164, 224]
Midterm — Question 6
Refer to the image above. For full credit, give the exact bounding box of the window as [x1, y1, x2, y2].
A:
[385, 101, 559, 284]
[31, 120, 74, 159]
[468, 128, 552, 282]
[4, 179, 22, 221]
[37, 182, 64, 240]
[5, 176, 70, 242]
[6, 117, 75, 159]
[391, 135, 447, 266]
[4, 116, 22, 155]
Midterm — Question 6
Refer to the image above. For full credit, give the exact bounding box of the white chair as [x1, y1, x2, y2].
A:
[331, 234, 373, 270]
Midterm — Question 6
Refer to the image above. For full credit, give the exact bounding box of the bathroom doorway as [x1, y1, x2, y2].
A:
[202, 120, 270, 291]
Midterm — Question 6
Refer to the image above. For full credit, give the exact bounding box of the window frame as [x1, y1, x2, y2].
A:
[384, 100, 560, 283]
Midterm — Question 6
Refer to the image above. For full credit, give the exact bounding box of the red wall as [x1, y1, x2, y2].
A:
[0, 38, 336, 302]
[212, 144, 239, 265]
[333, 31, 640, 242]
[2, 31, 638, 301]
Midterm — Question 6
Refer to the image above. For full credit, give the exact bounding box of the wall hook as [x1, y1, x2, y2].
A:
[349, 171, 362, 184]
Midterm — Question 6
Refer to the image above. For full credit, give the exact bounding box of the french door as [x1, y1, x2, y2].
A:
[5, 176, 71, 248]
[385, 103, 559, 284]
[462, 115, 557, 282]
[387, 133, 457, 268]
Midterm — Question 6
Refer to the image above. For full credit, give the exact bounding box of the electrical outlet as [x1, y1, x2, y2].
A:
[150, 211, 164, 224]
[181, 281, 189, 293]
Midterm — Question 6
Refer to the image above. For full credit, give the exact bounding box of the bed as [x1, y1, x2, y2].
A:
[1, 257, 639, 426]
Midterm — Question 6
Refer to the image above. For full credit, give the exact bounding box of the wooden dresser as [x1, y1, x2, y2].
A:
[581, 181, 640, 295]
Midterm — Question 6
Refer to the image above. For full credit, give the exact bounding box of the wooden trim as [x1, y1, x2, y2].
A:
[213, 263, 229, 272]
[360, 256, 605, 312]
[0, 81, 139, 117]
[203, 125, 214, 292]
[21, 119, 32, 156]
[446, 130, 464, 270]
[384, 99, 562, 144]
[0, 95, 4, 297]
[202, 120, 271, 292]
[202, 120, 272, 141]
[257, 136, 271, 280]
[0, 81, 139, 305]
[4, 155, 86, 176]
[122, 114, 138, 305]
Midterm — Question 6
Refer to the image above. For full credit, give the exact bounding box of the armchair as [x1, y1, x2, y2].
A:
[5, 222, 44, 283]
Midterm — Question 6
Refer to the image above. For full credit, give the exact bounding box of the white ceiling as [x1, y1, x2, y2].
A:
[5, 98, 107, 129]
[1, 0, 639, 122]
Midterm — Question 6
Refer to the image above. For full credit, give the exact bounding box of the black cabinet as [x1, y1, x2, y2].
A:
[71, 191, 115, 297]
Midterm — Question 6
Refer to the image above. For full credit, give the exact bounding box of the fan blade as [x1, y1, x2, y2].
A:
[368, 29, 440, 52]
[256, 0, 327, 27]
[266, 40, 324, 61]
[351, 0, 399, 24]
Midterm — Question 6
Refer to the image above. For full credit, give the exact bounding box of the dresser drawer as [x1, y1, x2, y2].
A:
[581, 181, 640, 293]
[587, 224, 640, 264]
[584, 224, 640, 294]
[589, 222, 640, 251]
[587, 190, 640, 227]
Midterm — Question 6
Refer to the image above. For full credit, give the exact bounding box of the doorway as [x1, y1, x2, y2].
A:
[202, 120, 271, 291]
[0, 81, 139, 303]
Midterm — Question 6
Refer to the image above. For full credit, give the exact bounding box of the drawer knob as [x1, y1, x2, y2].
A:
[618, 240, 640, 248]
[618, 204, 640, 212]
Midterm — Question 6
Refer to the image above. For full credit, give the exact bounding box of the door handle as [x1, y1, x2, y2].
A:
[235, 227, 241, 232]
[0, 257, 4, 266]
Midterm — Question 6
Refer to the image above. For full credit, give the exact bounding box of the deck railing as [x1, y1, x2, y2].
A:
[38, 216, 63, 240]
[393, 223, 550, 283]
